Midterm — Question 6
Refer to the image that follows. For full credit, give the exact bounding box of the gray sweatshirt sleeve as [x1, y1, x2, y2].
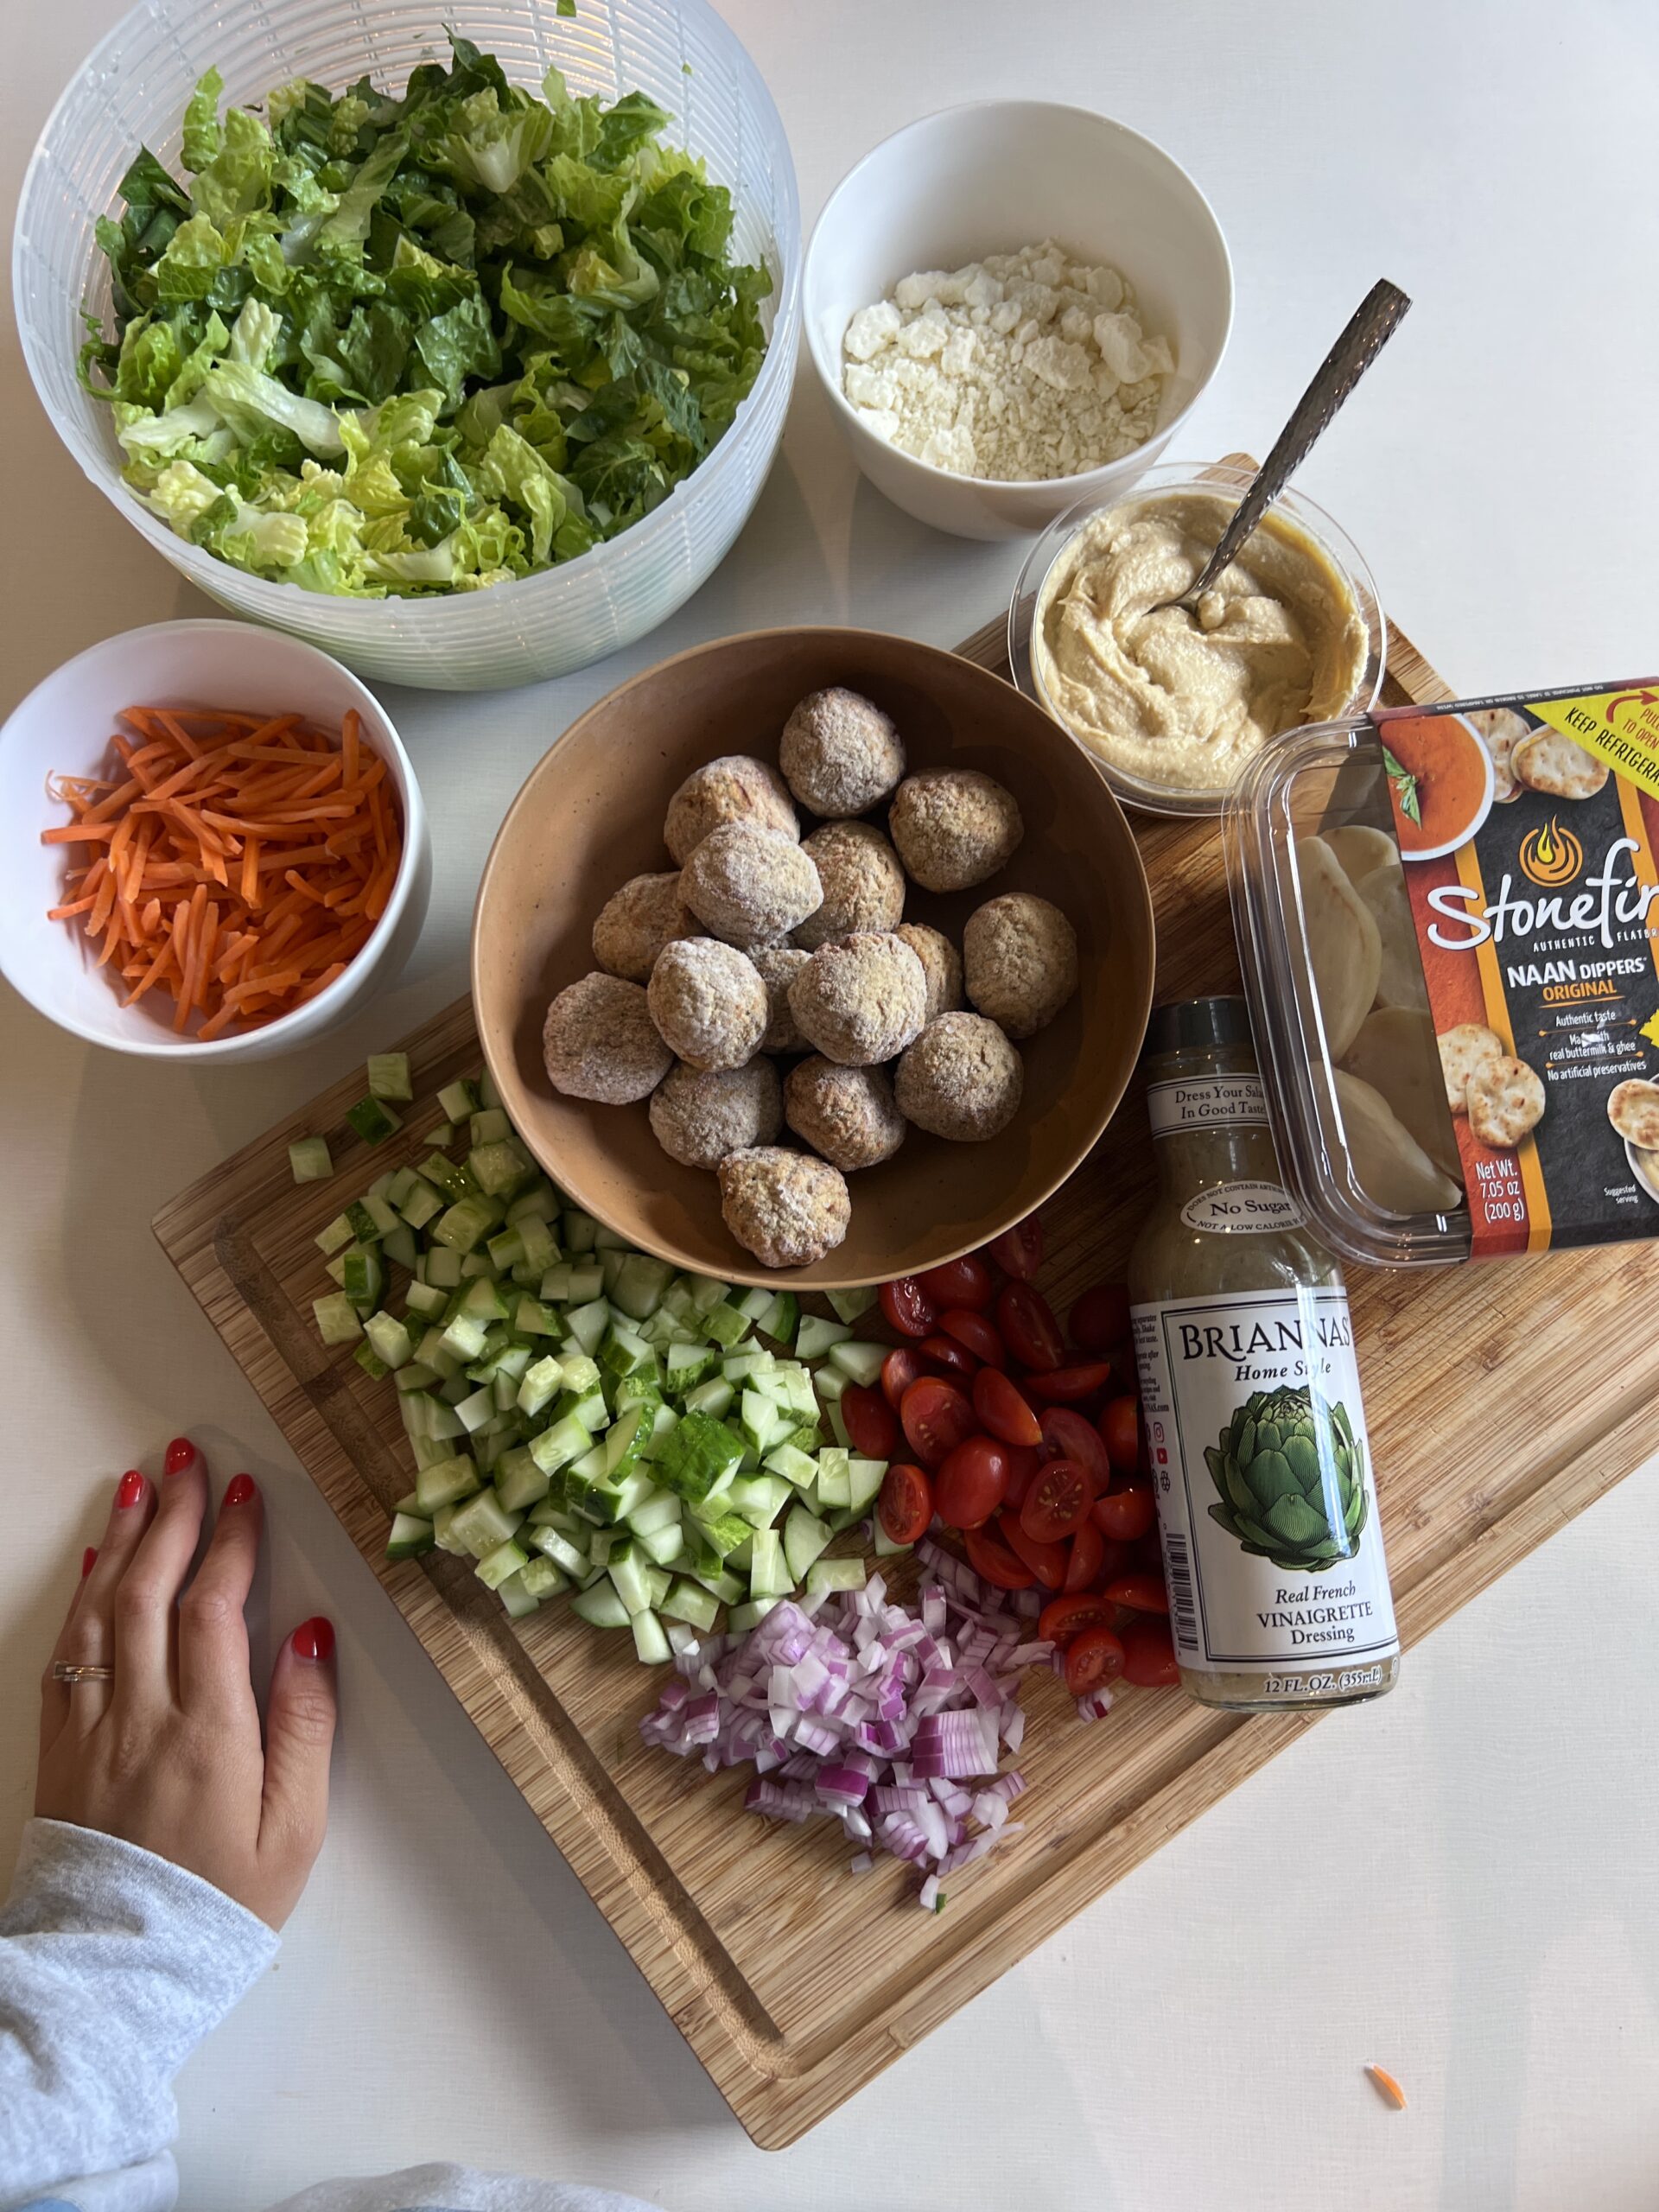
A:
[0, 1818, 278, 2209]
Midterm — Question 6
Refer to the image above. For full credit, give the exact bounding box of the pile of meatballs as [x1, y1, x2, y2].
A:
[542, 687, 1079, 1269]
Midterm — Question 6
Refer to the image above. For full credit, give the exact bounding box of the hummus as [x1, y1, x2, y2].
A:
[1033, 492, 1369, 796]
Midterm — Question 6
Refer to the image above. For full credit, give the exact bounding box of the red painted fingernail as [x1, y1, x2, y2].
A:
[81, 1547, 98, 1579]
[224, 1472, 257, 1509]
[292, 1617, 334, 1664]
[164, 1437, 195, 1476]
[116, 1471, 145, 1510]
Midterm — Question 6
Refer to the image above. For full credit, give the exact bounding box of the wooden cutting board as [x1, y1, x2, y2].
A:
[154, 493, 1659, 2150]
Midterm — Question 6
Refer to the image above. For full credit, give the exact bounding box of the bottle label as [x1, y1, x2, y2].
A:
[1179, 1180, 1306, 1234]
[1130, 1287, 1399, 1679]
[1146, 1073, 1269, 1137]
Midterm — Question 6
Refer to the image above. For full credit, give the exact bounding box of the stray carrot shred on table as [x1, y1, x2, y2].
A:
[44, 704, 401, 1039]
[1365, 2064, 1408, 2110]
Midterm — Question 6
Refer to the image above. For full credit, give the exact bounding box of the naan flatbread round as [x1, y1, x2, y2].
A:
[1333, 1071, 1465, 1217]
[1466, 1053, 1546, 1149]
[1296, 836, 1382, 1059]
[1436, 1023, 1504, 1116]
[1324, 823, 1399, 888]
[1608, 1078, 1659, 1149]
[1355, 857, 1429, 1012]
[1513, 728, 1608, 800]
[1465, 708, 1531, 803]
[1342, 1008, 1462, 1177]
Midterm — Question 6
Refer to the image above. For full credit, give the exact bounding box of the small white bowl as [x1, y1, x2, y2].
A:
[804, 101, 1234, 540]
[0, 620, 430, 1061]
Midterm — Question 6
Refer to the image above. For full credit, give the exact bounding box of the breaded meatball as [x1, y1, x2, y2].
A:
[963, 893, 1079, 1038]
[664, 755, 798, 866]
[680, 823, 823, 949]
[793, 819, 906, 950]
[543, 973, 671, 1104]
[894, 922, 963, 1021]
[717, 1147, 851, 1268]
[779, 687, 906, 817]
[888, 769, 1024, 893]
[785, 1056, 907, 1172]
[646, 938, 767, 1071]
[752, 944, 811, 1053]
[591, 871, 696, 984]
[787, 931, 928, 1067]
[894, 1012, 1024, 1141]
[649, 1058, 782, 1170]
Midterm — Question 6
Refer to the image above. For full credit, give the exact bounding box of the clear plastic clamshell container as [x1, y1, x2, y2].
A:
[1224, 718, 1472, 1268]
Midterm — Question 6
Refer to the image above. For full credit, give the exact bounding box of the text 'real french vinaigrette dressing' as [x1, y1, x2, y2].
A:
[1128, 998, 1400, 1711]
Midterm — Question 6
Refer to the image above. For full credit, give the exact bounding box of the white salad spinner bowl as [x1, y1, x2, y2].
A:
[13, 0, 801, 691]
[0, 620, 430, 1062]
[804, 102, 1233, 540]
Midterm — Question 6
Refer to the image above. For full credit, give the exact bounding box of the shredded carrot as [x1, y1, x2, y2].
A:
[1365, 2065, 1407, 2111]
[43, 701, 403, 1039]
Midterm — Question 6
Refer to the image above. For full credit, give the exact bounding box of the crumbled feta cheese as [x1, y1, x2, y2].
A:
[839, 239, 1173, 481]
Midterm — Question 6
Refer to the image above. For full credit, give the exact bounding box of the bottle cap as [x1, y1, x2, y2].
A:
[1143, 995, 1256, 1058]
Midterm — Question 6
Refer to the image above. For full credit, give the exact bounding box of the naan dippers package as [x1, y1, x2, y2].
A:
[1227, 680, 1659, 1264]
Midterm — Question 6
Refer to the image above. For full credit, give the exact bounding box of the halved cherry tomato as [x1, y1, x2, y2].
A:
[842, 1382, 900, 1461]
[934, 1435, 1011, 1530]
[1020, 1456, 1093, 1543]
[1001, 1443, 1041, 1510]
[918, 1332, 979, 1376]
[880, 1277, 937, 1339]
[1024, 1359, 1114, 1403]
[878, 1461, 932, 1546]
[1064, 1516, 1105, 1592]
[1000, 1510, 1069, 1588]
[1091, 1484, 1156, 1542]
[996, 1282, 1065, 1371]
[899, 1377, 977, 1471]
[881, 1345, 935, 1414]
[1039, 1408, 1113, 1494]
[940, 1308, 1006, 1367]
[1069, 1283, 1132, 1357]
[963, 1523, 1035, 1590]
[1104, 1572, 1169, 1616]
[918, 1255, 995, 1311]
[1088, 1535, 1132, 1587]
[1064, 1625, 1127, 1697]
[1121, 1618, 1179, 1687]
[972, 1367, 1043, 1448]
[1039, 1592, 1116, 1644]
[1099, 1394, 1142, 1478]
[984, 1216, 1043, 1281]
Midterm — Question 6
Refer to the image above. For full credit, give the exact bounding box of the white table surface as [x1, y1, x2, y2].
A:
[6, 3, 1659, 2205]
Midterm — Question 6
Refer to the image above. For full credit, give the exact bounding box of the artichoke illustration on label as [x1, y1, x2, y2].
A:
[1202, 1384, 1367, 1575]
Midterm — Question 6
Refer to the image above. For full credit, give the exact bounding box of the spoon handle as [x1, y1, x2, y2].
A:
[1183, 278, 1412, 605]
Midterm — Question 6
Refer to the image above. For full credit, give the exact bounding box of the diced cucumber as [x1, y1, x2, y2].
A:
[518, 1555, 569, 1601]
[313, 1292, 363, 1346]
[346, 1096, 403, 1145]
[340, 1245, 385, 1313]
[782, 1503, 833, 1584]
[383, 1223, 419, 1273]
[682, 1377, 734, 1421]
[757, 1290, 799, 1347]
[425, 1121, 455, 1150]
[702, 1300, 751, 1349]
[611, 1252, 675, 1321]
[448, 1490, 522, 1559]
[828, 1340, 887, 1389]
[315, 1213, 356, 1257]
[631, 1608, 671, 1664]
[470, 1106, 512, 1147]
[722, 1347, 776, 1386]
[816, 1448, 852, 1509]
[873, 1520, 913, 1557]
[728, 1596, 782, 1632]
[626, 1488, 683, 1538]
[825, 1396, 854, 1450]
[848, 1456, 887, 1515]
[364, 1312, 413, 1370]
[726, 1474, 791, 1529]
[662, 1577, 721, 1631]
[289, 1135, 334, 1184]
[763, 1440, 819, 1490]
[514, 1213, 558, 1274]
[434, 1196, 502, 1254]
[635, 1520, 685, 1567]
[654, 1410, 746, 1503]
[814, 1363, 848, 1406]
[564, 1298, 611, 1357]
[440, 1313, 489, 1363]
[664, 1341, 717, 1396]
[563, 1208, 599, 1252]
[354, 1342, 391, 1382]
[431, 1502, 469, 1555]
[437, 1077, 480, 1125]
[827, 1285, 879, 1323]
[645, 1565, 672, 1611]
[739, 1389, 787, 1457]
[691, 1565, 745, 1605]
[415, 1454, 481, 1515]
[469, 1139, 536, 1198]
[422, 1153, 473, 1201]
[385, 1510, 434, 1560]
[601, 1324, 656, 1381]
[796, 1313, 854, 1361]
[530, 1527, 589, 1578]
[493, 1448, 550, 1515]
[423, 1245, 463, 1289]
[685, 1507, 752, 1560]
[569, 1580, 631, 1629]
[367, 1052, 413, 1102]
[608, 1541, 655, 1617]
[806, 1556, 868, 1596]
[516, 1355, 565, 1419]
[748, 1526, 791, 1599]
[529, 1412, 597, 1478]
[769, 1363, 821, 1421]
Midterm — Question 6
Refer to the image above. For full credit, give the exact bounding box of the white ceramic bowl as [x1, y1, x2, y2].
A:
[13, 0, 800, 692]
[0, 621, 430, 1061]
[804, 102, 1233, 540]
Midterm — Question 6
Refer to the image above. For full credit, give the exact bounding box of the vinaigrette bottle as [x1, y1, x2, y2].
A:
[1128, 997, 1400, 1712]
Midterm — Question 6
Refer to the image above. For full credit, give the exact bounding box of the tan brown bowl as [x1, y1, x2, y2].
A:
[473, 628, 1154, 1287]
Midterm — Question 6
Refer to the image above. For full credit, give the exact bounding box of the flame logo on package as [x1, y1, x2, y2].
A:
[1375, 691, 1659, 1255]
[1519, 817, 1583, 889]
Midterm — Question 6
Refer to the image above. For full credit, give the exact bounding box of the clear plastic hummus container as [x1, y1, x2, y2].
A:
[1225, 683, 1659, 1268]
[1010, 462, 1386, 819]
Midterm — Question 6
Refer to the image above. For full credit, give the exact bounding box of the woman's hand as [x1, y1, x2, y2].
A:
[35, 1440, 336, 1930]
